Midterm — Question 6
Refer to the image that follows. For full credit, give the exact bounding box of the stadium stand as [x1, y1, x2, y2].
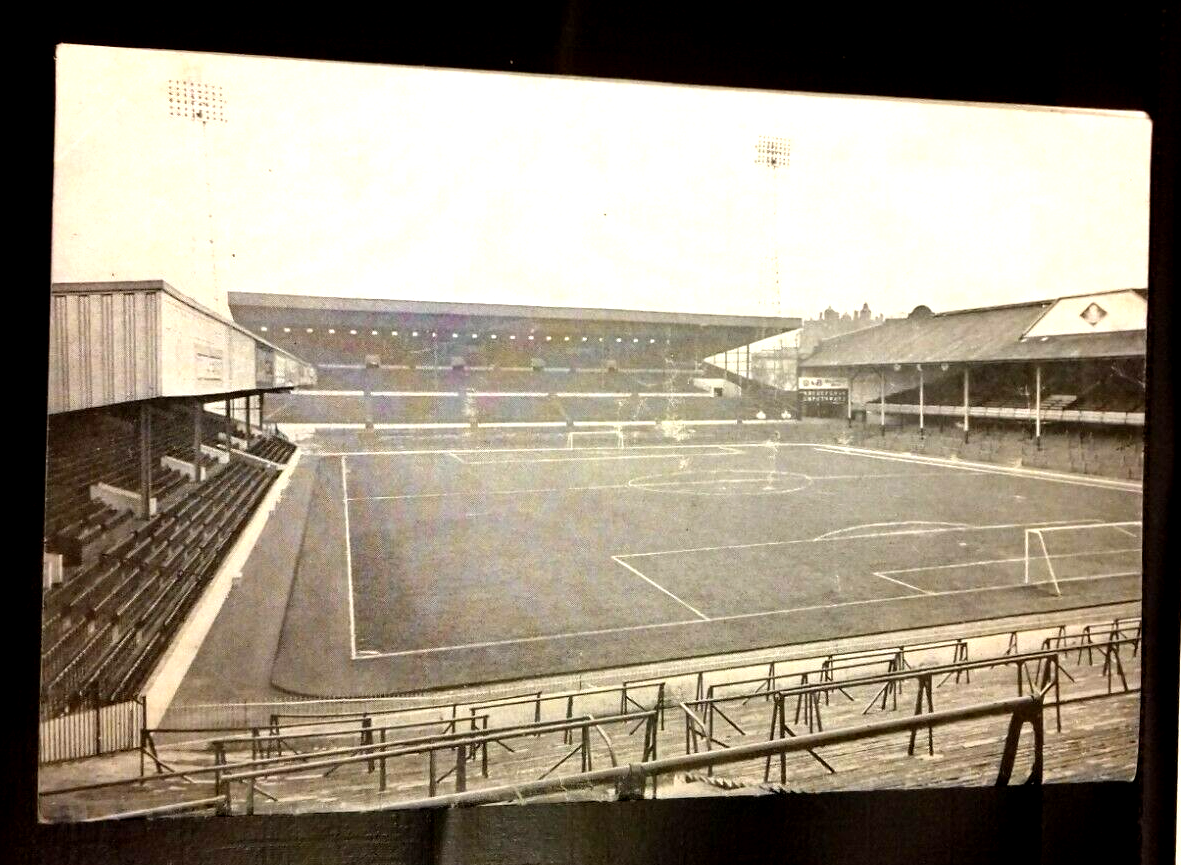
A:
[227, 293, 798, 376]
[41, 403, 300, 717]
[39, 286, 1143, 818]
[43, 280, 313, 765]
[793, 290, 1147, 478]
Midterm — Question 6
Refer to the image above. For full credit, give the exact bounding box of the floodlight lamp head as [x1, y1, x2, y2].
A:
[168, 80, 227, 124]
[755, 135, 791, 169]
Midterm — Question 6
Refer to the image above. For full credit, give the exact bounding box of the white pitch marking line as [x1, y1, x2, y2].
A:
[813, 445, 1143, 492]
[879, 547, 1142, 576]
[353, 570, 1140, 659]
[1112, 524, 1140, 538]
[341, 456, 358, 660]
[447, 452, 468, 465]
[355, 616, 707, 658]
[616, 518, 1116, 559]
[291, 389, 366, 396]
[638, 477, 792, 488]
[611, 556, 711, 621]
[870, 572, 933, 595]
[811, 521, 972, 541]
[454, 450, 736, 466]
[347, 483, 633, 502]
[317, 442, 804, 458]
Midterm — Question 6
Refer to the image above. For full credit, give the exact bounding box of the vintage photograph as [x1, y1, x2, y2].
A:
[41, 43, 1150, 820]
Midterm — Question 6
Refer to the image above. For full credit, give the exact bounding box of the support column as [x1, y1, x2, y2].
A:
[846, 372, 853, 427]
[139, 402, 152, 518]
[245, 394, 253, 440]
[918, 366, 925, 437]
[879, 370, 886, 436]
[259, 392, 266, 434]
[224, 398, 234, 462]
[1034, 364, 1042, 449]
[962, 367, 971, 444]
[193, 400, 203, 481]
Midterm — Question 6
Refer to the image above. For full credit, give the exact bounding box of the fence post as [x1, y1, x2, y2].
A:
[92, 689, 102, 757]
[1053, 657, 1062, 732]
[379, 729, 387, 792]
[137, 696, 147, 758]
[615, 763, 646, 801]
[997, 701, 1044, 785]
[455, 746, 467, 793]
[906, 673, 935, 756]
[428, 749, 437, 797]
[363, 717, 374, 773]
[481, 716, 489, 777]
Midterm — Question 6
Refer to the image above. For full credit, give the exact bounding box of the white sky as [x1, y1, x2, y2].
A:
[52, 44, 1152, 320]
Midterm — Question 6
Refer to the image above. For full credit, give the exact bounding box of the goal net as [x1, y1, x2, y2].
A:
[1023, 521, 1142, 596]
[567, 428, 625, 450]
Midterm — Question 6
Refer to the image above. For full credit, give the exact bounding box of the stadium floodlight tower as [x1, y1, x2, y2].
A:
[168, 78, 228, 309]
[169, 79, 242, 429]
[754, 136, 790, 392]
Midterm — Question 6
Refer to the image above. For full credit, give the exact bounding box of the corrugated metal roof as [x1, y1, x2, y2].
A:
[802, 300, 1145, 368]
[227, 291, 799, 331]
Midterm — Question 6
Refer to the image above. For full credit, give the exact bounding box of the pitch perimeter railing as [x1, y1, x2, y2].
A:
[383, 694, 1049, 809]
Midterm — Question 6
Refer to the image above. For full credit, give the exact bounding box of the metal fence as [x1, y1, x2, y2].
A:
[40, 697, 145, 764]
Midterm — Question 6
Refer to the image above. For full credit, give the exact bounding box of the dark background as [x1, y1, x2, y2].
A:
[20, 8, 1178, 863]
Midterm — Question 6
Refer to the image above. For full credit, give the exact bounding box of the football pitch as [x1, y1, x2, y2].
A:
[271, 440, 1142, 696]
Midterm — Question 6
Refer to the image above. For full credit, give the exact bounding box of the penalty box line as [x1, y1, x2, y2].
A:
[610, 556, 711, 621]
[350, 569, 1139, 660]
[871, 546, 1142, 595]
[614, 518, 1110, 559]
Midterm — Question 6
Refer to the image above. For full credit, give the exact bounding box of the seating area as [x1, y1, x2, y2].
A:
[259, 362, 808, 428]
[249, 326, 712, 371]
[45, 407, 204, 550]
[41, 404, 300, 718]
[311, 366, 706, 394]
[38, 614, 1140, 817]
[270, 390, 778, 427]
[246, 436, 297, 464]
[869, 362, 1146, 425]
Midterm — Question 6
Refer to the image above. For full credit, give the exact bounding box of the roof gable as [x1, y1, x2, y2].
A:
[1021, 289, 1147, 339]
[803, 292, 1146, 368]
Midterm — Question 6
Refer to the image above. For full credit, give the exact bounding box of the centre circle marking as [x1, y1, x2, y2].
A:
[626, 469, 812, 496]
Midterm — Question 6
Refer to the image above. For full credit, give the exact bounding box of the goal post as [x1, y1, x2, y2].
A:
[567, 428, 626, 450]
[1023, 521, 1142, 596]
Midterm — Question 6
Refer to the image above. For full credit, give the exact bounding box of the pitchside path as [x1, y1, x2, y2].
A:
[250, 440, 1142, 696]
